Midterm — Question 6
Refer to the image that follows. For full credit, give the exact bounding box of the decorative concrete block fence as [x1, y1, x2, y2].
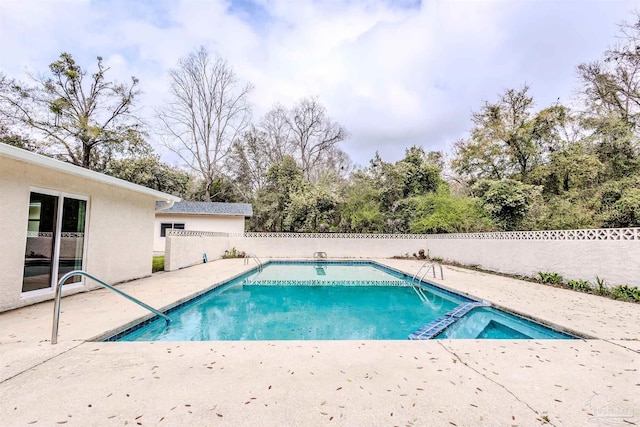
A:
[165, 228, 640, 287]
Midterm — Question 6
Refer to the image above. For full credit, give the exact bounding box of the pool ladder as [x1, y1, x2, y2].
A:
[244, 253, 263, 271]
[51, 270, 170, 345]
[411, 262, 444, 302]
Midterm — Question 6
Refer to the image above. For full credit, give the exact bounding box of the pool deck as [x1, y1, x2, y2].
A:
[1, 259, 638, 426]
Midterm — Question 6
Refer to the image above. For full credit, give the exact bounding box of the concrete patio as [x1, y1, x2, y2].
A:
[1, 259, 638, 426]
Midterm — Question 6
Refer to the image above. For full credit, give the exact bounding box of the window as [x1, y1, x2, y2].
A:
[160, 222, 185, 237]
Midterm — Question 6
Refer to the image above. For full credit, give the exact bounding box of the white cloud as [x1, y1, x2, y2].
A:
[0, 0, 637, 167]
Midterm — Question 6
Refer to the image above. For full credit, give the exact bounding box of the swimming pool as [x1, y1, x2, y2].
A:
[108, 261, 575, 341]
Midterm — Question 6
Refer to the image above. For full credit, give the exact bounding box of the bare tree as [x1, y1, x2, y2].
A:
[157, 47, 253, 200]
[0, 53, 145, 170]
[260, 104, 294, 164]
[286, 97, 348, 181]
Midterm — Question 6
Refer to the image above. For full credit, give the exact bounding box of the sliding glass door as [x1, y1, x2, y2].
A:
[22, 191, 87, 293]
[58, 197, 87, 284]
[22, 193, 58, 292]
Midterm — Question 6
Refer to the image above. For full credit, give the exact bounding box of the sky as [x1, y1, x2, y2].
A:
[0, 0, 637, 168]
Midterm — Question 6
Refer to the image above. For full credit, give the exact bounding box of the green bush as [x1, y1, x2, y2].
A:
[567, 279, 592, 293]
[223, 247, 246, 259]
[537, 272, 563, 284]
[152, 256, 164, 273]
[594, 276, 609, 296]
[609, 285, 640, 302]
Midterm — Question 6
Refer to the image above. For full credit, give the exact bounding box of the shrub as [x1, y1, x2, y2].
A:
[567, 279, 591, 293]
[537, 272, 563, 284]
[223, 247, 246, 259]
[594, 276, 609, 296]
[610, 285, 640, 302]
[152, 256, 164, 273]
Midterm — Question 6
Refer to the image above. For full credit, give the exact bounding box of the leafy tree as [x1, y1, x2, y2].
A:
[227, 126, 271, 200]
[104, 156, 193, 198]
[533, 193, 598, 230]
[582, 114, 639, 181]
[339, 171, 385, 233]
[602, 188, 640, 227]
[207, 176, 243, 203]
[398, 146, 442, 197]
[409, 189, 494, 234]
[529, 142, 603, 195]
[577, 13, 640, 181]
[0, 53, 146, 170]
[284, 185, 340, 232]
[595, 176, 640, 227]
[157, 47, 253, 201]
[0, 125, 43, 152]
[474, 179, 541, 231]
[452, 86, 567, 183]
[251, 156, 306, 231]
[577, 13, 640, 128]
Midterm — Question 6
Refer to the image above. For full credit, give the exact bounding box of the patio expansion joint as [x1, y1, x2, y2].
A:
[0, 341, 85, 386]
[436, 341, 558, 427]
[601, 338, 640, 354]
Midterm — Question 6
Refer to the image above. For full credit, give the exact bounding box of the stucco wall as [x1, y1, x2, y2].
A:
[165, 230, 640, 287]
[0, 156, 158, 312]
[165, 232, 429, 271]
[154, 214, 246, 252]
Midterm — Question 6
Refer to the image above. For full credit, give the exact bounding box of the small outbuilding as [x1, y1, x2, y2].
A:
[0, 143, 180, 312]
[154, 201, 253, 252]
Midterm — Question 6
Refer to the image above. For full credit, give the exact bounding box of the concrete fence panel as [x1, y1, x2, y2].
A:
[165, 228, 639, 286]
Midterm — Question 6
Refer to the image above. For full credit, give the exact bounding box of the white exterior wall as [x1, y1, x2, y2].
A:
[0, 156, 158, 312]
[164, 233, 425, 271]
[165, 230, 640, 287]
[154, 214, 246, 252]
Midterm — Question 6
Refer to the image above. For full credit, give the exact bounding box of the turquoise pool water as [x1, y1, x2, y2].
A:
[434, 307, 573, 339]
[109, 261, 575, 341]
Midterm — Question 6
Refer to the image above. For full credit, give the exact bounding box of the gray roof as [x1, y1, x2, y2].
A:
[156, 201, 253, 217]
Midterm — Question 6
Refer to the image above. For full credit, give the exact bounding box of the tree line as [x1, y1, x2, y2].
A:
[1, 13, 639, 232]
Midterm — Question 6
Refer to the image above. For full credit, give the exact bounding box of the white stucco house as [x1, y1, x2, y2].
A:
[0, 143, 180, 312]
[154, 201, 253, 252]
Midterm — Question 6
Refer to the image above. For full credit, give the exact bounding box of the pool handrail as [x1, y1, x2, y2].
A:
[412, 261, 444, 283]
[244, 253, 263, 270]
[51, 270, 170, 345]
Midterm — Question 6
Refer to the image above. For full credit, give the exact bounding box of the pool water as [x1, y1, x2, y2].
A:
[110, 261, 575, 341]
[434, 307, 573, 339]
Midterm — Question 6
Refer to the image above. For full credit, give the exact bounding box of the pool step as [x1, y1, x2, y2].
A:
[445, 301, 490, 318]
[408, 301, 490, 340]
[408, 317, 457, 340]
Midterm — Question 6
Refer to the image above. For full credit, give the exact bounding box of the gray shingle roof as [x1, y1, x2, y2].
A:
[156, 201, 253, 217]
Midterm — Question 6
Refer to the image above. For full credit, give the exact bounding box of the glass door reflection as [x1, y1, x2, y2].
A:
[22, 192, 87, 293]
[22, 192, 58, 292]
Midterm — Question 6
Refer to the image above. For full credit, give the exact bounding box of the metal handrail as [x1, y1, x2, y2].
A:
[51, 270, 170, 345]
[409, 261, 444, 304]
[413, 261, 444, 283]
[313, 251, 327, 260]
[244, 253, 262, 270]
[419, 263, 444, 281]
[411, 284, 427, 302]
[412, 264, 427, 283]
